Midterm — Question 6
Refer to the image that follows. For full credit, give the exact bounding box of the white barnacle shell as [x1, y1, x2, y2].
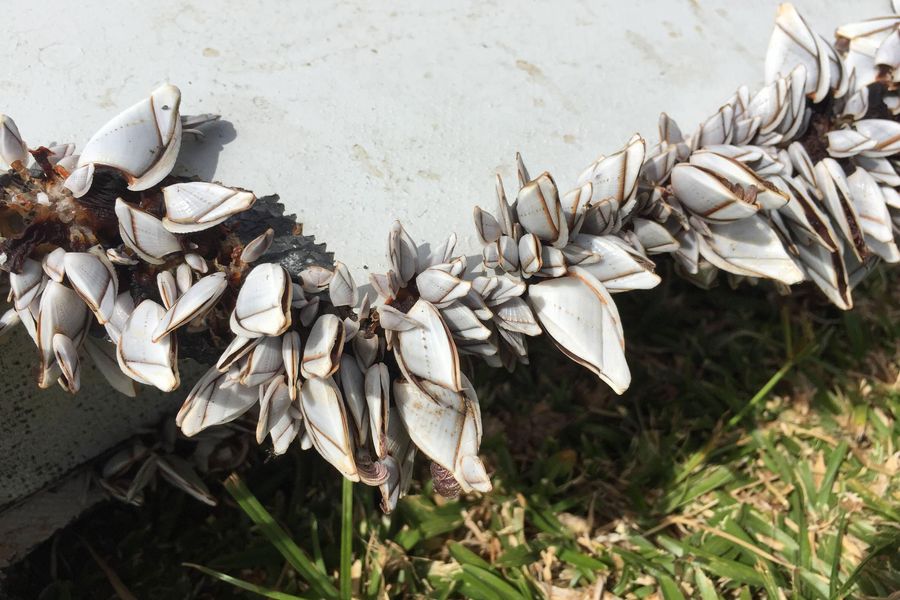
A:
[765, 4, 823, 99]
[631, 218, 680, 255]
[561, 182, 592, 233]
[881, 185, 900, 212]
[105, 292, 135, 345]
[53, 333, 81, 393]
[106, 247, 138, 266]
[377, 304, 421, 332]
[787, 142, 816, 187]
[518, 233, 542, 276]
[364, 363, 391, 459]
[733, 116, 762, 146]
[299, 375, 359, 481]
[813, 159, 867, 261]
[299, 296, 320, 327]
[578, 134, 645, 221]
[776, 176, 842, 252]
[427, 233, 459, 269]
[659, 111, 686, 145]
[230, 263, 292, 337]
[672, 229, 700, 275]
[15, 303, 38, 345]
[63, 251, 118, 324]
[343, 316, 360, 341]
[847, 168, 897, 260]
[184, 253, 208, 274]
[216, 336, 260, 375]
[353, 333, 380, 371]
[115, 198, 182, 265]
[853, 156, 900, 187]
[861, 232, 900, 264]
[369, 271, 399, 303]
[493, 297, 541, 337]
[494, 236, 519, 273]
[696, 215, 805, 285]
[157, 271, 178, 310]
[10, 258, 45, 311]
[152, 272, 227, 342]
[0, 114, 28, 167]
[394, 299, 461, 392]
[837, 16, 900, 90]
[329, 261, 358, 307]
[528, 266, 630, 394]
[357, 293, 372, 322]
[473, 206, 502, 245]
[70, 84, 182, 195]
[826, 129, 877, 158]
[642, 143, 679, 187]
[240, 335, 284, 387]
[538, 246, 567, 278]
[842, 87, 870, 120]
[416, 266, 471, 306]
[440, 301, 491, 343]
[239, 228, 274, 263]
[796, 241, 852, 310]
[688, 150, 789, 210]
[282, 330, 302, 401]
[694, 104, 734, 148]
[42, 248, 67, 283]
[46, 143, 75, 166]
[162, 182, 257, 234]
[748, 79, 790, 135]
[515, 172, 568, 248]
[572, 234, 661, 292]
[393, 374, 491, 494]
[301, 313, 345, 379]
[257, 377, 301, 455]
[470, 275, 498, 299]
[339, 354, 368, 445]
[378, 408, 416, 512]
[515, 151, 531, 188]
[36, 281, 90, 389]
[479, 276, 526, 307]
[63, 163, 95, 197]
[875, 26, 900, 71]
[299, 265, 334, 294]
[670, 164, 760, 223]
[116, 299, 179, 391]
[176, 366, 259, 437]
[175, 263, 194, 295]
[388, 221, 419, 286]
[494, 174, 516, 238]
[854, 119, 900, 158]
[55, 154, 80, 174]
[482, 240, 501, 270]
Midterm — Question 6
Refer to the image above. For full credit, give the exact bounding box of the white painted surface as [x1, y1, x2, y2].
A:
[0, 0, 887, 513]
[2, 0, 885, 280]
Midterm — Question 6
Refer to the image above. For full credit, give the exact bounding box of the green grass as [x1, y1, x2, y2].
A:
[4, 265, 899, 599]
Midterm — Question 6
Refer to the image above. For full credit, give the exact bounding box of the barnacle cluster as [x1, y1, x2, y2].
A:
[1, 4, 898, 510]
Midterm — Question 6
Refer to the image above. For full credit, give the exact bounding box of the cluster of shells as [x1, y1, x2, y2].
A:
[1, 3, 899, 510]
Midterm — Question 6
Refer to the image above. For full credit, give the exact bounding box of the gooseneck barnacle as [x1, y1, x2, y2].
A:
[1, 3, 898, 511]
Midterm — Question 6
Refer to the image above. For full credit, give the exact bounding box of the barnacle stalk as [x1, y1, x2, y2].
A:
[1, 3, 899, 511]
